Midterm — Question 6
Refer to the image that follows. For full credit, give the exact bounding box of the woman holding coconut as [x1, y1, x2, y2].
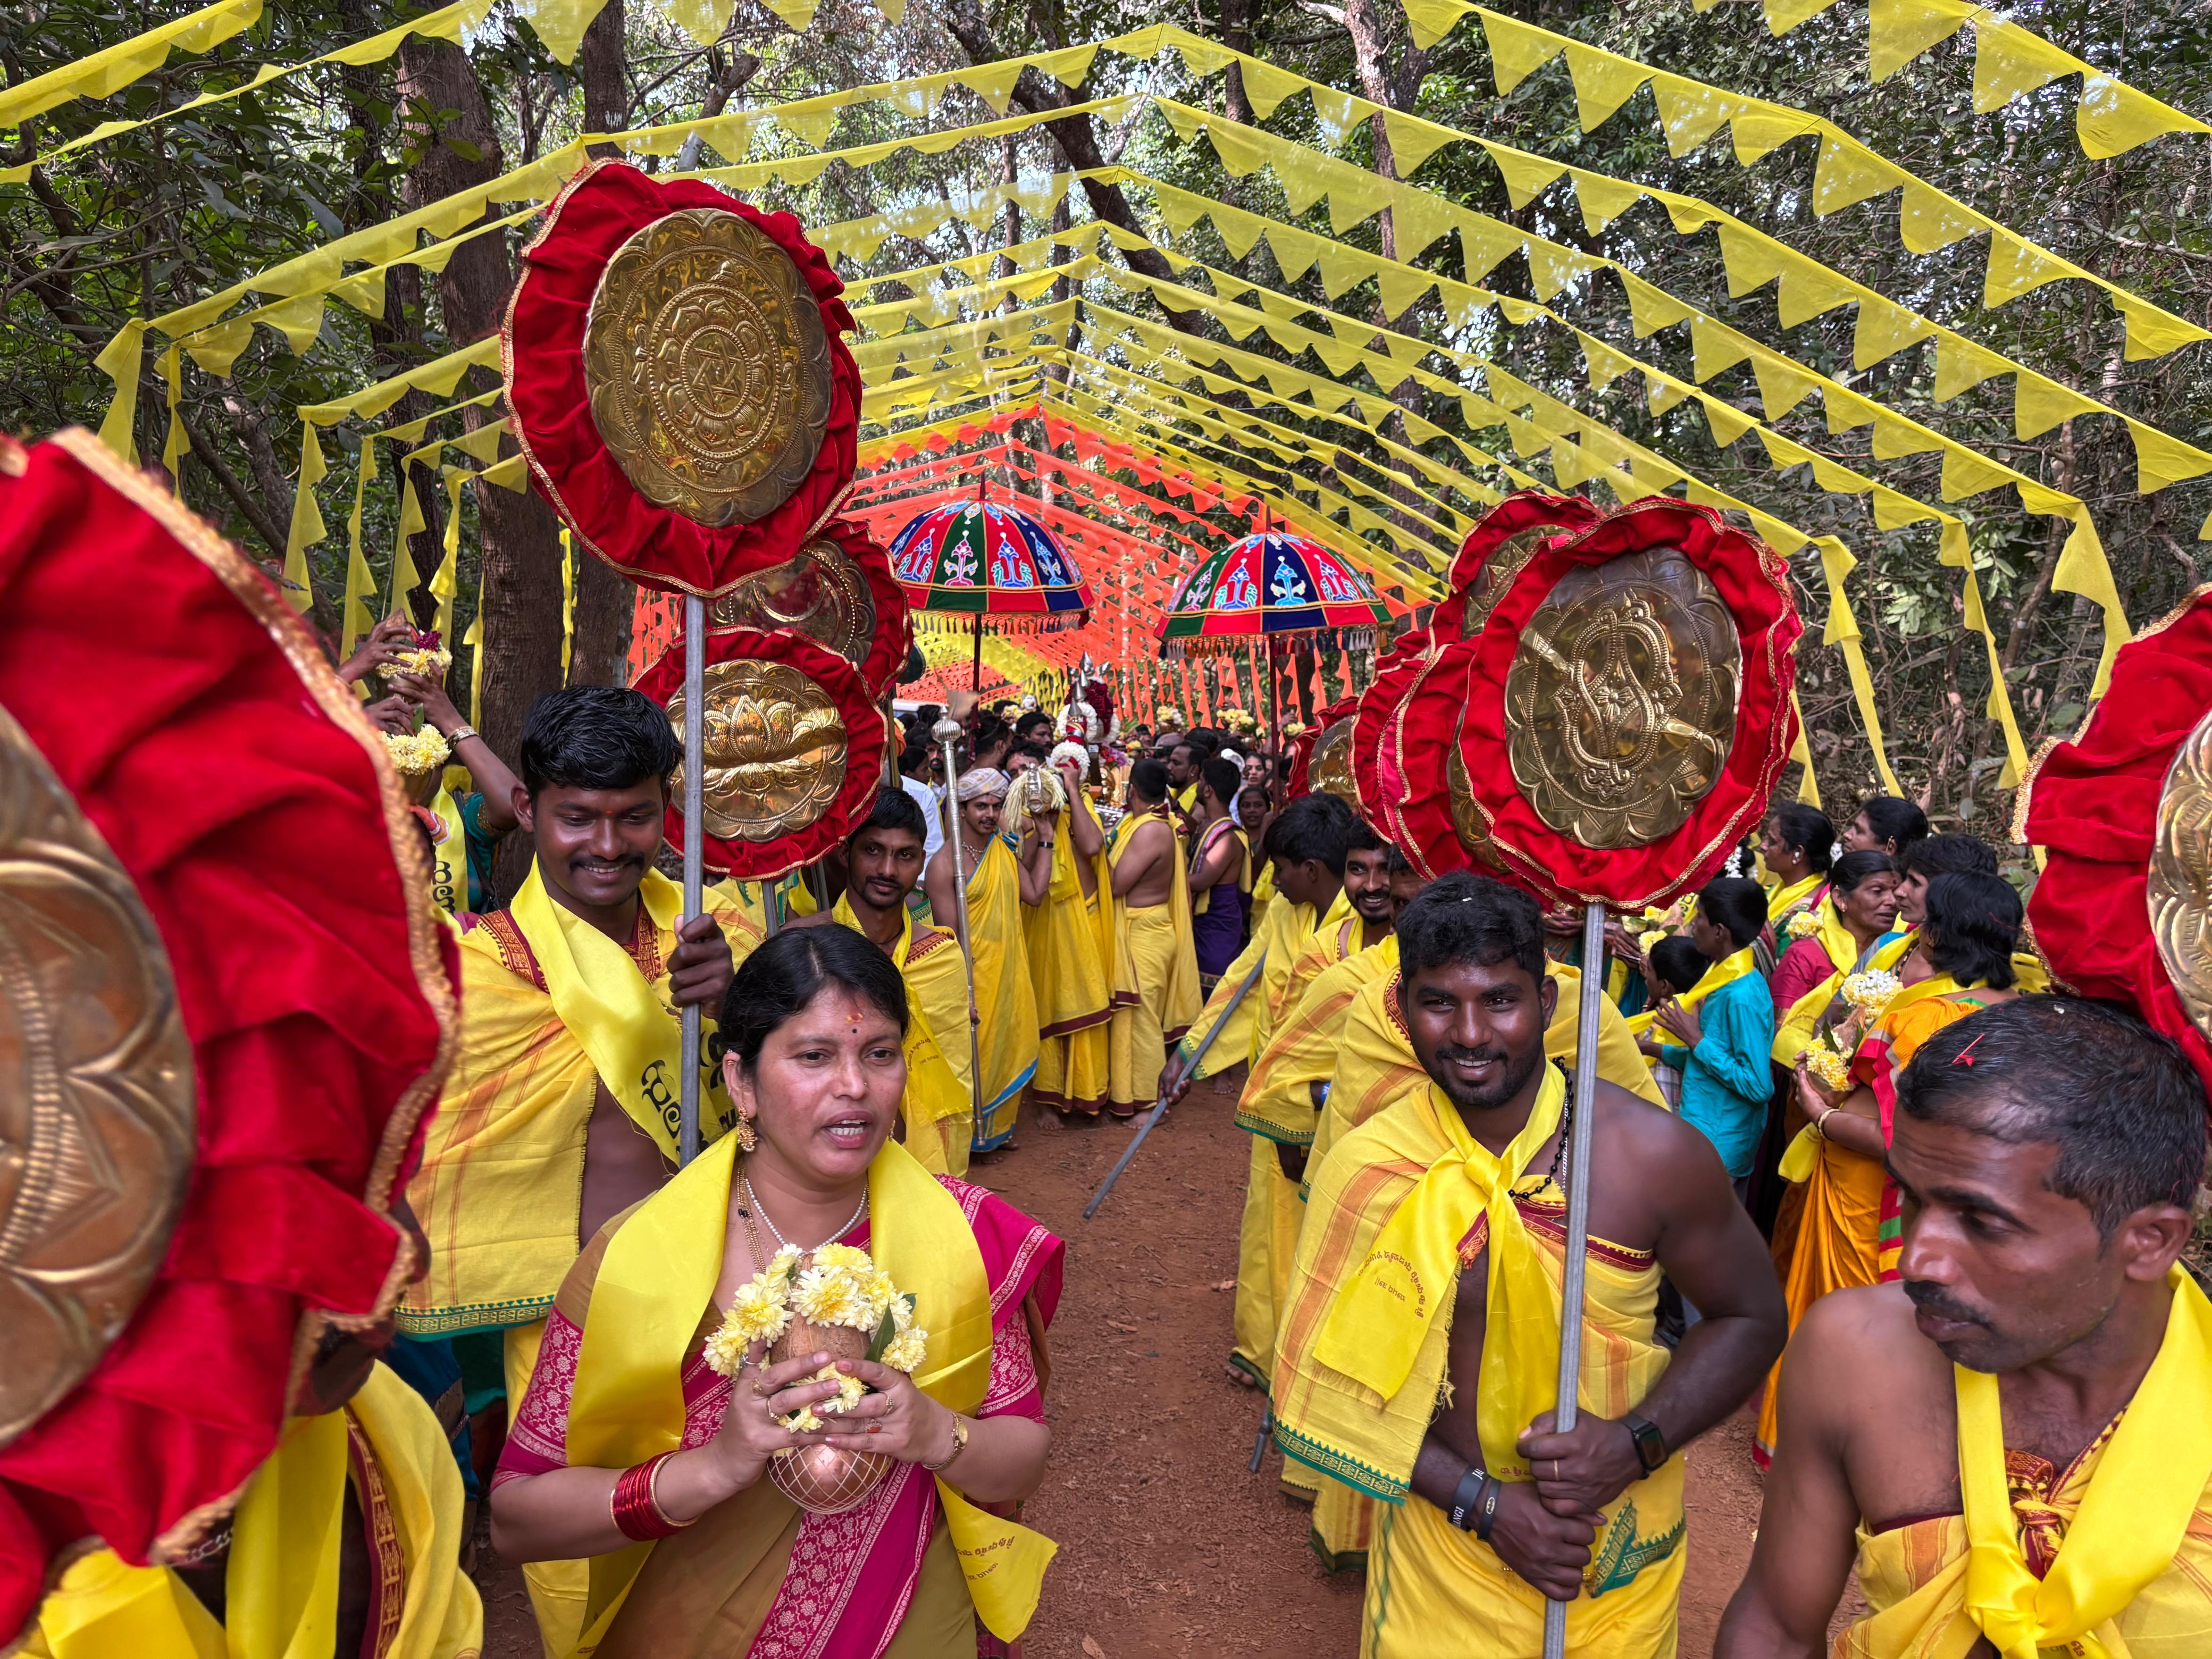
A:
[489, 926, 1063, 1658]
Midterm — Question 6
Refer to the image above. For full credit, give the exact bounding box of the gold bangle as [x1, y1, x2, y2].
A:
[648, 1449, 699, 1530]
[1815, 1105, 1839, 1136]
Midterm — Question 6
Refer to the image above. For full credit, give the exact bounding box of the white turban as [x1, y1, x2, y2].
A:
[1048, 740, 1089, 776]
[956, 767, 1010, 802]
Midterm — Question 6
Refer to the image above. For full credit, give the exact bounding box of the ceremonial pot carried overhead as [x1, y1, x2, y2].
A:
[0, 432, 456, 1639]
[505, 159, 864, 598]
[632, 626, 889, 881]
[2016, 588, 2212, 1101]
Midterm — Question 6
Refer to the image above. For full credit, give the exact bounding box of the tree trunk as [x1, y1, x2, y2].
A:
[399, 35, 569, 904]
[580, 0, 628, 154]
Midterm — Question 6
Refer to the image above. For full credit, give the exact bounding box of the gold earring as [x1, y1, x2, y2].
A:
[736, 1113, 757, 1153]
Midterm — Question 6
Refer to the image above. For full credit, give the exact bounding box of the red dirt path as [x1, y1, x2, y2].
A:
[474, 1069, 1860, 1655]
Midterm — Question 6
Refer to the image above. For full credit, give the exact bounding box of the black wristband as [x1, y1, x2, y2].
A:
[1446, 1463, 1488, 1530]
[1474, 1474, 1503, 1543]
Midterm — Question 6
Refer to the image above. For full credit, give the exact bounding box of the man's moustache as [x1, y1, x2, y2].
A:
[1436, 1044, 1509, 1067]
[1903, 1279, 1987, 1327]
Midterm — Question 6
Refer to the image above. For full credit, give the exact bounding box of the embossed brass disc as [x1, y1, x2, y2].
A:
[1309, 716, 1359, 810]
[1504, 547, 1740, 849]
[668, 660, 850, 842]
[0, 702, 195, 1446]
[2148, 705, 2212, 1042]
[584, 208, 833, 527]
[1461, 525, 1557, 639]
[708, 538, 876, 669]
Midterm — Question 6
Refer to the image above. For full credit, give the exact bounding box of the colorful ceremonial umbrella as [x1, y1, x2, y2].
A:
[888, 484, 1095, 690]
[1154, 518, 1389, 745]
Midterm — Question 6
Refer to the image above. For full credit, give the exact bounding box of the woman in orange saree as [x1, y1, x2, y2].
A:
[489, 926, 1063, 1659]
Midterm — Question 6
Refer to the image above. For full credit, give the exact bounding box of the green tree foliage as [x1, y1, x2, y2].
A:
[3, 0, 2205, 830]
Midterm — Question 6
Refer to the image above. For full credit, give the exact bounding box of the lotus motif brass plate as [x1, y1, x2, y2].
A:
[583, 208, 833, 527]
[0, 702, 194, 1446]
[668, 660, 849, 841]
[708, 538, 876, 669]
[2148, 705, 2212, 1042]
[1461, 526, 1557, 639]
[1310, 717, 1359, 810]
[1504, 547, 1740, 849]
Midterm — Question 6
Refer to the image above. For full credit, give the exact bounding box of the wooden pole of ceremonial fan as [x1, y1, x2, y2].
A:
[678, 594, 707, 1168]
[1544, 901, 1607, 1659]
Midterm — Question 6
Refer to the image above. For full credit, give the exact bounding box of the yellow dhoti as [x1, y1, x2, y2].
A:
[1028, 816, 1112, 1118]
[1226, 895, 1356, 1393]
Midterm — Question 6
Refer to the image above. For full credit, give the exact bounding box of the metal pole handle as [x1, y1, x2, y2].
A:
[1542, 902, 1608, 1657]
[678, 594, 706, 1168]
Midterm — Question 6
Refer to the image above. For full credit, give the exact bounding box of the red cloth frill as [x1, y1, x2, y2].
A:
[1438, 490, 1602, 621]
[631, 625, 889, 881]
[505, 159, 861, 599]
[1460, 499, 1802, 910]
[1349, 632, 1438, 843]
[0, 432, 457, 1639]
[2019, 589, 2212, 1101]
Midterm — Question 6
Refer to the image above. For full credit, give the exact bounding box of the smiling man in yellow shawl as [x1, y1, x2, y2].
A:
[400, 686, 758, 1652]
[1720, 1000, 2212, 1659]
[1105, 757, 1202, 1116]
[1276, 875, 1784, 1658]
[924, 766, 1050, 1154]
[1016, 746, 1113, 1119]
[789, 787, 975, 1176]
[1287, 876, 1670, 1572]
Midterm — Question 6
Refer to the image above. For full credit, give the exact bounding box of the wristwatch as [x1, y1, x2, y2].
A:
[1622, 1412, 1667, 1474]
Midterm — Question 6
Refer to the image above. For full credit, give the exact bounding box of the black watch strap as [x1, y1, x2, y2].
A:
[1446, 1464, 1489, 1530]
[1623, 1411, 1667, 1474]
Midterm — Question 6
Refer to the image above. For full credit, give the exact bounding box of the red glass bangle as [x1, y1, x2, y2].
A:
[610, 1452, 686, 1540]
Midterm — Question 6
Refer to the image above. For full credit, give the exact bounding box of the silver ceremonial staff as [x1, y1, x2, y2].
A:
[1542, 902, 1608, 1659]
[933, 717, 988, 1151]
[1083, 948, 1267, 1220]
[677, 593, 706, 1168]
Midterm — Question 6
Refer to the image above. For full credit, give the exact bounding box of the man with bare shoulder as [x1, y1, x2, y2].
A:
[1275, 874, 1787, 1655]
[1719, 996, 2211, 1658]
[1104, 757, 1201, 1117]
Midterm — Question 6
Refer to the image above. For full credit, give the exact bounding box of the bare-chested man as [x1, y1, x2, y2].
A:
[1275, 873, 1787, 1655]
[1105, 757, 1201, 1116]
[1719, 996, 2211, 1657]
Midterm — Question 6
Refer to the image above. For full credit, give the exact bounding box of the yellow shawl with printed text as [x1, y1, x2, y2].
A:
[401, 868, 759, 1335]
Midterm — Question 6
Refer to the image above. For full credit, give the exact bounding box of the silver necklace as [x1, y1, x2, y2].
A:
[741, 1169, 867, 1253]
